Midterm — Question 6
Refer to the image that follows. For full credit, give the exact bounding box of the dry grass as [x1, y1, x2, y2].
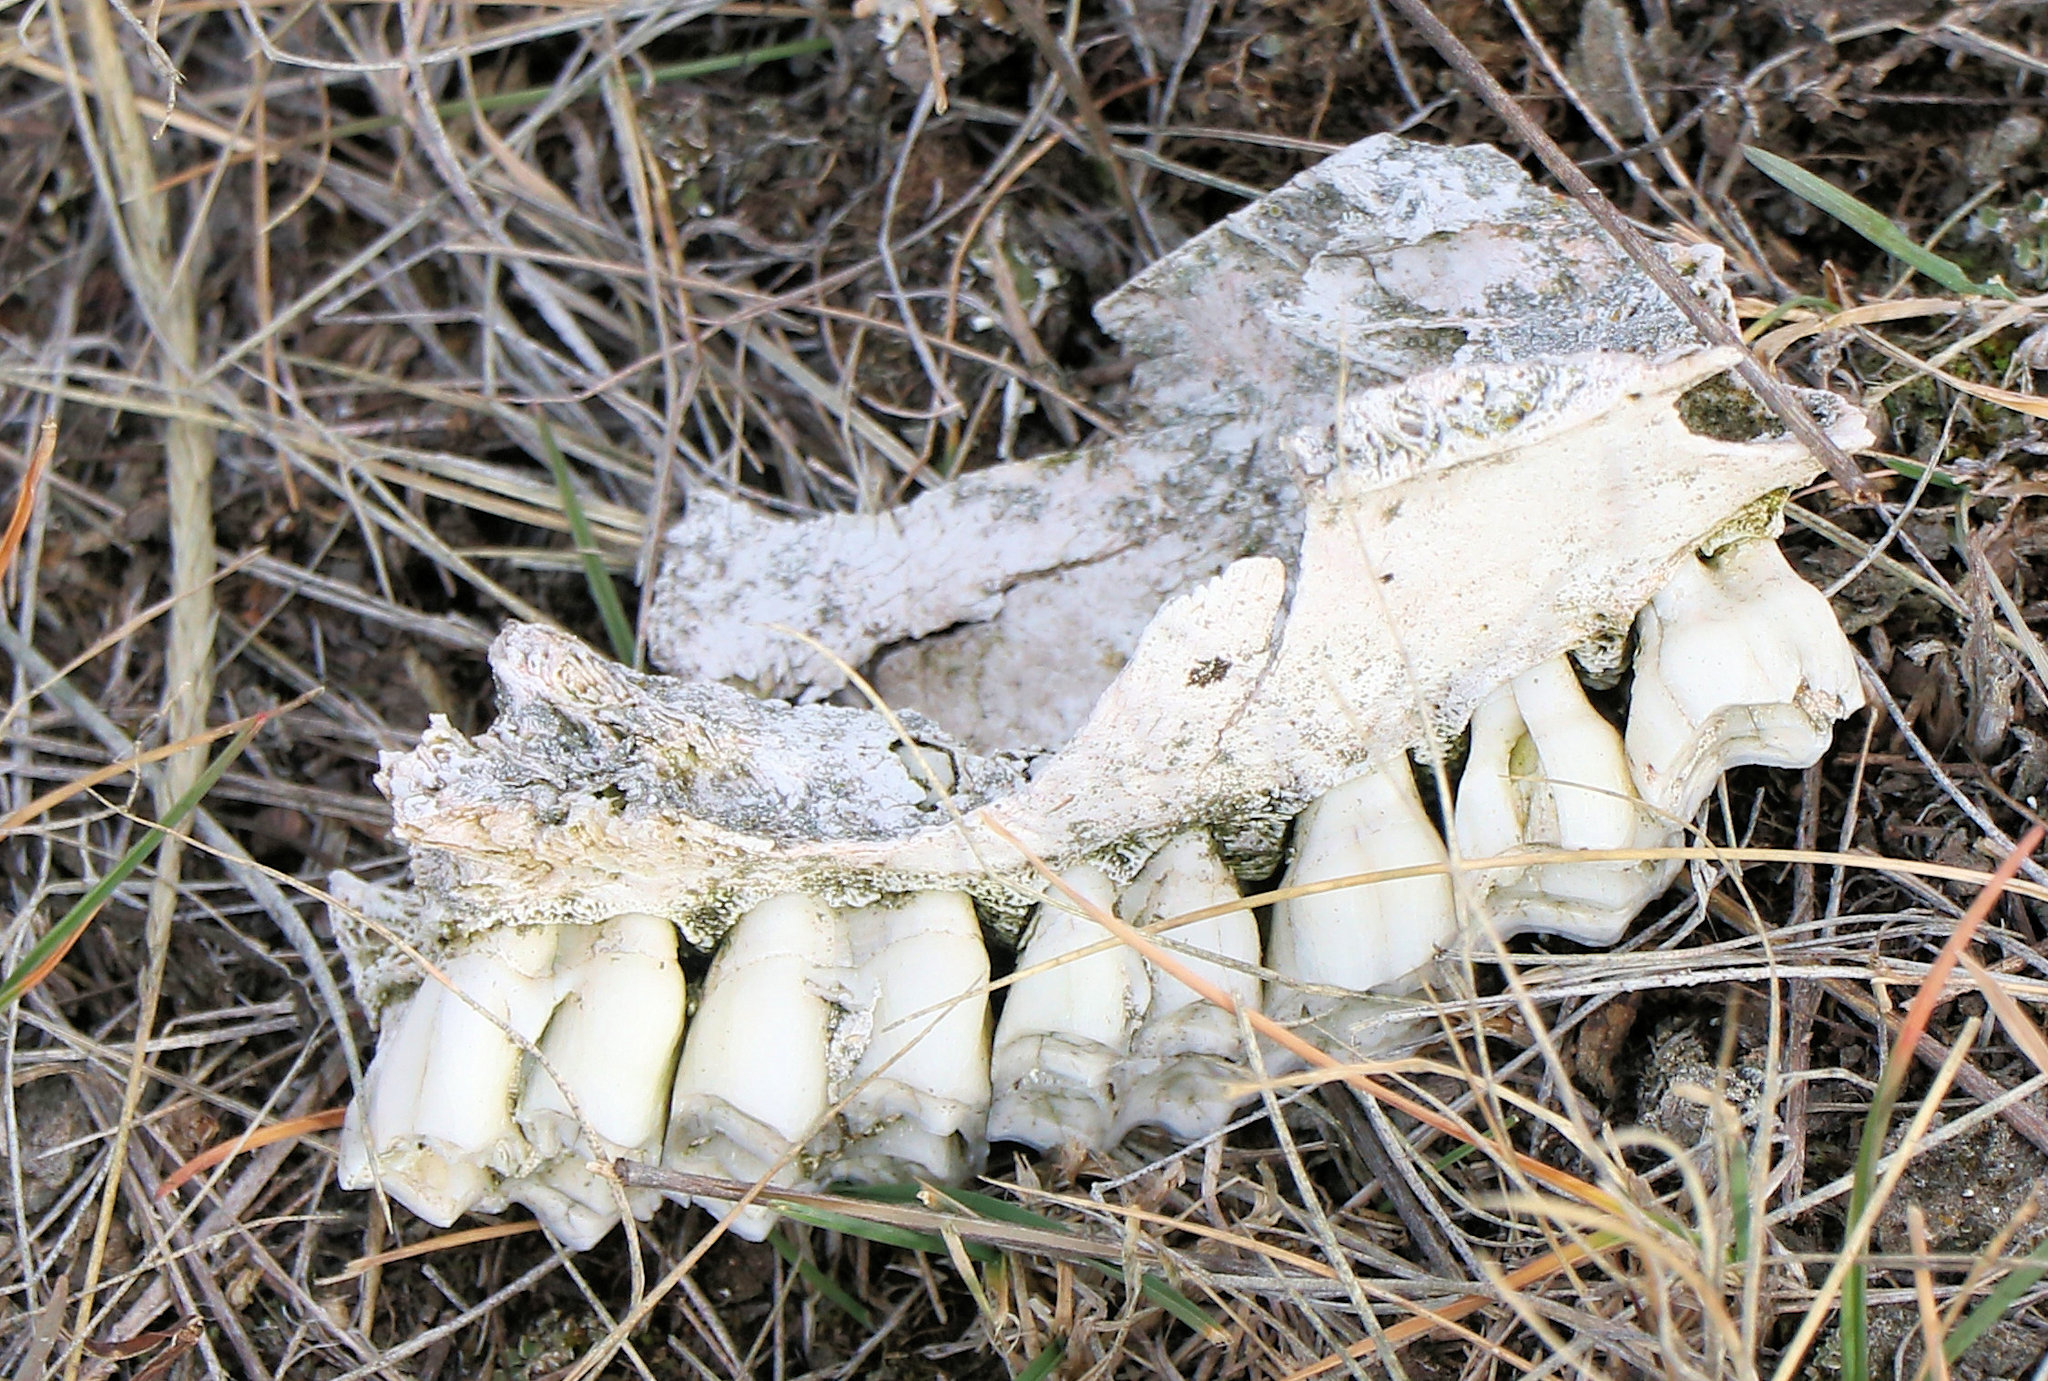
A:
[9, 0, 2048, 1376]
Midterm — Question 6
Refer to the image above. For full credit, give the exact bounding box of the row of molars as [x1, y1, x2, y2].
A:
[1266, 534, 1864, 1052]
[340, 893, 994, 1248]
[339, 533, 1862, 1245]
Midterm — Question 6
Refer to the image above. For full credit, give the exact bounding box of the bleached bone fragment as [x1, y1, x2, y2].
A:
[503, 913, 686, 1249]
[1625, 536, 1865, 823]
[988, 867, 1147, 1151]
[1110, 832, 1262, 1142]
[824, 891, 992, 1185]
[1454, 658, 1679, 947]
[651, 134, 1726, 752]
[663, 894, 846, 1241]
[1265, 763, 1459, 1053]
[338, 926, 560, 1226]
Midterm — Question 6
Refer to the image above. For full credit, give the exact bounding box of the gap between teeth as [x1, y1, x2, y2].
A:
[338, 533, 1863, 1247]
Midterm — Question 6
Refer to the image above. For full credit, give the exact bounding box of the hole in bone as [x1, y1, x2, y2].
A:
[891, 740, 957, 804]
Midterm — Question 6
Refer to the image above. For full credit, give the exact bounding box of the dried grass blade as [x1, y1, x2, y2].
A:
[0, 689, 318, 839]
[0, 417, 55, 585]
[324, 1221, 542, 1283]
[1908, 1208, 1954, 1381]
[156, 1107, 347, 1198]
[1959, 951, 2048, 1076]
[1278, 1236, 1613, 1380]
[1753, 298, 1961, 364]
[1856, 329, 2048, 421]
[1781, 1017, 1984, 1381]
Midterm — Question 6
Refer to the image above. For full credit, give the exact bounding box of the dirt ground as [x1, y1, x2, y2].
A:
[8, 0, 2048, 1377]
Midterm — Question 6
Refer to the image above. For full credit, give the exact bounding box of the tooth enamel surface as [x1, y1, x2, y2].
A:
[339, 926, 560, 1227]
[826, 891, 992, 1185]
[1454, 657, 1679, 946]
[663, 894, 845, 1241]
[988, 866, 1147, 1151]
[1265, 763, 1460, 1051]
[1110, 831, 1262, 1141]
[504, 913, 686, 1248]
[1625, 536, 1865, 823]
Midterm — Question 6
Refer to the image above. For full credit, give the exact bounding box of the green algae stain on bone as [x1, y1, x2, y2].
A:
[1676, 373, 1775, 443]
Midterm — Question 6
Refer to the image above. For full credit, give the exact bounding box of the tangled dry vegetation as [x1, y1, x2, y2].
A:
[9, 0, 2048, 1376]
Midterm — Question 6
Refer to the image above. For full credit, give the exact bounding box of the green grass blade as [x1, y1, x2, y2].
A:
[1840, 1079, 1902, 1381]
[1875, 455, 1964, 491]
[534, 416, 636, 664]
[0, 719, 262, 1009]
[833, 1181, 1222, 1337]
[1014, 1339, 1066, 1381]
[767, 1227, 873, 1326]
[1742, 147, 2015, 300]
[308, 38, 835, 148]
[775, 1202, 1000, 1263]
[1728, 1134, 1752, 1269]
[1943, 1236, 2048, 1364]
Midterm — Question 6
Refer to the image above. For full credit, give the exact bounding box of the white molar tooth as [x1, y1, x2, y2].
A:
[663, 893, 846, 1241]
[1110, 831, 1261, 1141]
[988, 866, 1147, 1151]
[1454, 657, 1679, 947]
[339, 926, 561, 1227]
[1626, 537, 1865, 823]
[502, 913, 687, 1249]
[824, 891, 992, 1185]
[1265, 761, 1459, 1051]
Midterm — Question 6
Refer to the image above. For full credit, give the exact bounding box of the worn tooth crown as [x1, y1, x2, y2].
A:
[340, 926, 559, 1226]
[987, 866, 1146, 1151]
[663, 893, 844, 1240]
[1265, 763, 1461, 1053]
[1110, 831, 1262, 1141]
[506, 912, 685, 1248]
[1454, 656, 1678, 946]
[828, 890, 992, 1184]
[1626, 537, 1865, 824]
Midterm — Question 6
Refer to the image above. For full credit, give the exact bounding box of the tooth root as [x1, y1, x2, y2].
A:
[496, 913, 687, 1249]
[663, 893, 845, 1241]
[1264, 761, 1459, 1052]
[988, 865, 1147, 1152]
[1454, 657, 1679, 946]
[824, 890, 992, 1186]
[1626, 537, 1864, 823]
[1110, 831, 1262, 1142]
[341, 925, 561, 1227]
